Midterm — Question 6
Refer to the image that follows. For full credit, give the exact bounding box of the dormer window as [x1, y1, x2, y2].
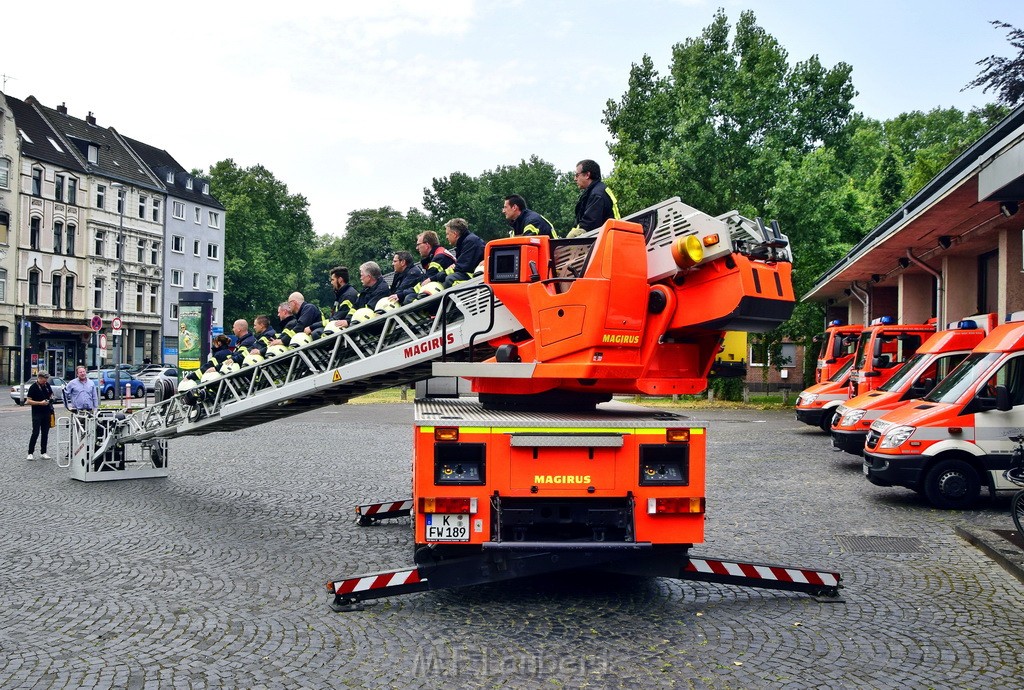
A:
[202, 183, 209, 194]
[166, 171, 174, 183]
[185, 178, 193, 191]
[87, 144, 98, 164]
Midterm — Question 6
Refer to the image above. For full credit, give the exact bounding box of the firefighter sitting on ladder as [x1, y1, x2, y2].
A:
[441, 218, 485, 289]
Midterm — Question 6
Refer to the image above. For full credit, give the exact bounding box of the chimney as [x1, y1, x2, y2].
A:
[86, 111, 96, 125]
[57, 102, 67, 114]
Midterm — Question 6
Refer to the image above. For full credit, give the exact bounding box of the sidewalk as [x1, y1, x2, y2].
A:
[956, 525, 1024, 586]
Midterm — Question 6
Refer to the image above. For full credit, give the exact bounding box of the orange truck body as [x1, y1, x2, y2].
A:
[848, 319, 935, 398]
[863, 319, 1024, 509]
[795, 358, 854, 431]
[829, 323, 988, 455]
[814, 323, 861, 383]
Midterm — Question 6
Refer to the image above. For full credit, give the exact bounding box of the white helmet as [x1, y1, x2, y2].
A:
[323, 321, 345, 336]
[219, 360, 240, 375]
[200, 369, 222, 383]
[289, 332, 312, 348]
[375, 297, 397, 313]
[178, 378, 198, 393]
[419, 281, 444, 297]
[242, 352, 264, 367]
[350, 308, 376, 324]
[264, 344, 289, 358]
[474, 262, 485, 277]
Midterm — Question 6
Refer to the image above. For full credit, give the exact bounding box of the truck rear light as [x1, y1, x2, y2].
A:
[666, 429, 690, 443]
[647, 497, 705, 515]
[434, 427, 459, 442]
[419, 497, 478, 514]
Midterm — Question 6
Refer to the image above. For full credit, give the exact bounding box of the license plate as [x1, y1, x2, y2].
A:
[425, 513, 470, 542]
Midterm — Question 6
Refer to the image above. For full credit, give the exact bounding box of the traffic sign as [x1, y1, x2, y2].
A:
[112, 317, 122, 330]
[91, 315, 102, 331]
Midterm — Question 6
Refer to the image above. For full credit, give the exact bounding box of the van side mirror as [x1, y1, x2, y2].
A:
[996, 384, 1012, 412]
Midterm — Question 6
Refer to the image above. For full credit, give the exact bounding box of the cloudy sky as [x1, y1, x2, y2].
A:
[3, 1, 1021, 235]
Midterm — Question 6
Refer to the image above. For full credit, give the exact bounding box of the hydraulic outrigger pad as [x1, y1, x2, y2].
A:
[326, 549, 842, 611]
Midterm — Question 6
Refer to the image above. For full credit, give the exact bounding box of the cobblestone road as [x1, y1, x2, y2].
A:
[0, 400, 1022, 689]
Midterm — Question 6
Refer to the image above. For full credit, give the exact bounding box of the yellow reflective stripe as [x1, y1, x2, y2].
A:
[445, 265, 456, 274]
[428, 261, 444, 271]
[607, 188, 621, 220]
[523, 224, 539, 235]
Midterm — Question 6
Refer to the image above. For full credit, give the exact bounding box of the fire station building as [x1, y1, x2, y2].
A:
[804, 104, 1024, 327]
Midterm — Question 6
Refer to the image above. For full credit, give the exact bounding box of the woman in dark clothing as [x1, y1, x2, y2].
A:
[26, 371, 54, 461]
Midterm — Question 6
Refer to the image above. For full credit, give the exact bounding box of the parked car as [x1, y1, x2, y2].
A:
[10, 377, 67, 405]
[138, 366, 178, 393]
[89, 369, 146, 399]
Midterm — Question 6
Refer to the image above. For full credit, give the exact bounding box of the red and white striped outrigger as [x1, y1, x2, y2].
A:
[355, 498, 413, 526]
[327, 548, 842, 611]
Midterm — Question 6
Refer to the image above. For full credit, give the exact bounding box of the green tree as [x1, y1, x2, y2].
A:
[338, 207, 411, 271]
[423, 156, 577, 241]
[964, 20, 1024, 106]
[301, 234, 348, 309]
[207, 159, 315, 322]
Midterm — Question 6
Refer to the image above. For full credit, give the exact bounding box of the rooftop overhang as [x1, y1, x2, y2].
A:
[804, 104, 1024, 303]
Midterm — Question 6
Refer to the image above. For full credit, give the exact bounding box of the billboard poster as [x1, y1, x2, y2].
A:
[178, 304, 204, 371]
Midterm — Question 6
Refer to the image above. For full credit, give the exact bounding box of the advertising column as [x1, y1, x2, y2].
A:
[176, 291, 214, 375]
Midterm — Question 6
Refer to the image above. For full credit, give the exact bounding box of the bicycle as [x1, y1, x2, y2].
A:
[1005, 435, 1024, 535]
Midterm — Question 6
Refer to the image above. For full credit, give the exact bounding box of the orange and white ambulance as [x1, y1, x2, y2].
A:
[795, 358, 854, 431]
[813, 321, 861, 383]
[863, 316, 1024, 509]
[830, 319, 991, 455]
[848, 317, 935, 398]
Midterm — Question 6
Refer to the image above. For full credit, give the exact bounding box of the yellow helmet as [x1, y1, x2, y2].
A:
[420, 281, 443, 297]
[350, 308, 376, 324]
[242, 352, 264, 367]
[289, 332, 312, 348]
[323, 321, 345, 336]
[264, 344, 289, 358]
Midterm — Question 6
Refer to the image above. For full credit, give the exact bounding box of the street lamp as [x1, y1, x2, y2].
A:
[110, 182, 126, 401]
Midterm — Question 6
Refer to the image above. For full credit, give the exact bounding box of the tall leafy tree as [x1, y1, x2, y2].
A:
[964, 20, 1024, 106]
[207, 159, 315, 322]
[338, 207, 411, 271]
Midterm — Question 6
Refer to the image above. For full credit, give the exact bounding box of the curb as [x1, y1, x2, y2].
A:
[956, 525, 1024, 586]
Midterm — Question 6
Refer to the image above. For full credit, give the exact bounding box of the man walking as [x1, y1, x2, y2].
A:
[65, 365, 99, 414]
[26, 371, 54, 461]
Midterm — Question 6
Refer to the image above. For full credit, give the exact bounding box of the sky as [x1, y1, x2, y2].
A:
[3, 0, 1022, 236]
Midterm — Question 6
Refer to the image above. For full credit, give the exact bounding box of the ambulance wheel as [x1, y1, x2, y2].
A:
[923, 458, 980, 510]
[819, 410, 835, 433]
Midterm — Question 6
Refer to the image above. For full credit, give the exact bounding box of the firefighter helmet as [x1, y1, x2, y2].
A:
[419, 281, 443, 297]
[178, 378, 198, 393]
[350, 308, 376, 324]
[323, 321, 345, 336]
[289, 332, 312, 348]
[375, 297, 397, 313]
[219, 360, 240, 375]
[200, 369, 221, 383]
[264, 344, 288, 358]
[242, 352, 264, 367]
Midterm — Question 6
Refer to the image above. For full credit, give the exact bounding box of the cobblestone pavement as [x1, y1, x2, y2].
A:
[1, 400, 1022, 689]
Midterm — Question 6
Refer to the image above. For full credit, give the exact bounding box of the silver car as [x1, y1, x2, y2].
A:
[10, 377, 67, 405]
[138, 366, 179, 393]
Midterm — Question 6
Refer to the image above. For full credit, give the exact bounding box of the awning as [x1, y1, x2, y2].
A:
[37, 321, 97, 334]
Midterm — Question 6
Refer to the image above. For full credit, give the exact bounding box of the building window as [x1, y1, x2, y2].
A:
[0, 158, 9, 189]
[749, 342, 798, 368]
[151, 242, 160, 264]
[208, 211, 220, 228]
[193, 239, 200, 256]
[96, 184, 105, 210]
[87, 145, 98, 164]
[207, 243, 220, 260]
[93, 278, 103, 309]
[28, 270, 39, 305]
[65, 275, 74, 310]
[137, 239, 145, 262]
[194, 207, 201, 224]
[165, 171, 174, 184]
[212, 307, 218, 323]
[149, 285, 158, 313]
[67, 178, 77, 205]
[186, 178, 193, 191]
[32, 168, 42, 196]
[30, 217, 41, 250]
[171, 269, 183, 287]
[169, 303, 178, 320]
[0, 210, 8, 244]
[202, 182, 209, 195]
[0, 268, 6, 301]
[172, 200, 185, 219]
[66, 224, 76, 255]
[138, 195, 146, 219]
[206, 274, 218, 291]
[152, 198, 161, 222]
[116, 189, 125, 215]
[171, 235, 184, 253]
[136, 283, 144, 312]
[115, 234, 124, 261]
[94, 230, 105, 257]
[192, 272, 199, 289]
[52, 274, 62, 308]
[53, 221, 63, 255]
[55, 175, 64, 202]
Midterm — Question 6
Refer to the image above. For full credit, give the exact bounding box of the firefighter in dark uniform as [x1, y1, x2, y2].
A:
[337, 261, 390, 327]
[388, 251, 425, 306]
[231, 319, 257, 364]
[442, 218, 486, 288]
[249, 315, 278, 356]
[311, 266, 360, 338]
[203, 334, 233, 373]
[271, 293, 320, 346]
[503, 194, 556, 237]
[567, 159, 620, 238]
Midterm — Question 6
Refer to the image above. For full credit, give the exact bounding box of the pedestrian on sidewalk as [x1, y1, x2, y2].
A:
[26, 371, 54, 461]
